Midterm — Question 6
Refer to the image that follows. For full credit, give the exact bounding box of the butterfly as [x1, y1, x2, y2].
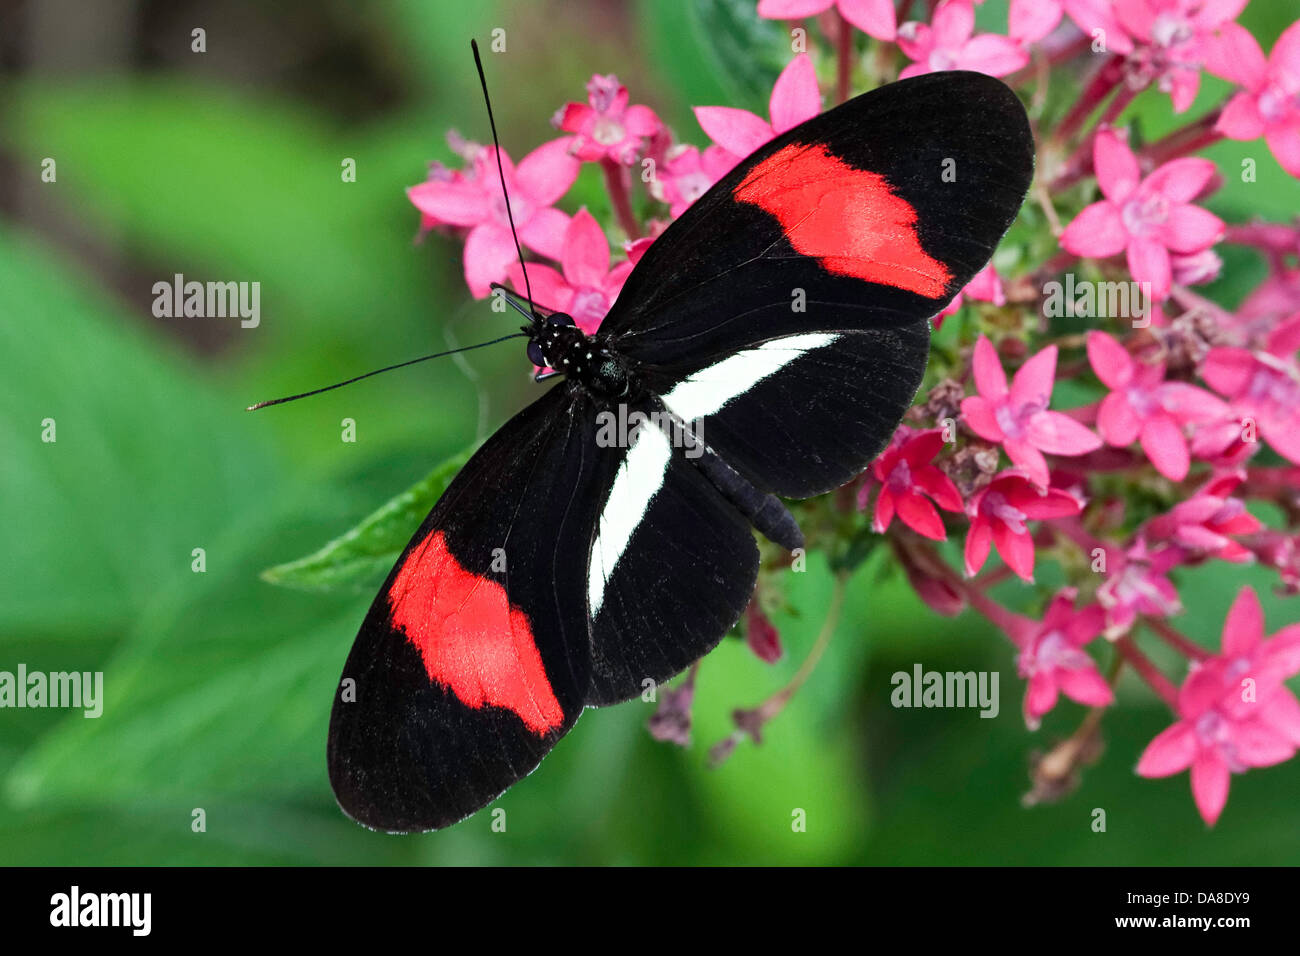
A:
[310, 60, 1033, 832]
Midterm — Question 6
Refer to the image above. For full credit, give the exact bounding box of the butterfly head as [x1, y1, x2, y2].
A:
[527, 312, 629, 397]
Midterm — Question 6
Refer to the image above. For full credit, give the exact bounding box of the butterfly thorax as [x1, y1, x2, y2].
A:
[528, 313, 630, 397]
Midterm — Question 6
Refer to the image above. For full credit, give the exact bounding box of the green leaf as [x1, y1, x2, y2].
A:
[261, 445, 476, 593]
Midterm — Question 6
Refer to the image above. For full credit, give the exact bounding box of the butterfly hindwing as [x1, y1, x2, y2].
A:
[327, 387, 598, 832]
[583, 409, 761, 705]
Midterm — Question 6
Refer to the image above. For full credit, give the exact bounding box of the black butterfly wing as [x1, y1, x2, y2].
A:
[327, 386, 599, 832]
[600, 70, 1033, 365]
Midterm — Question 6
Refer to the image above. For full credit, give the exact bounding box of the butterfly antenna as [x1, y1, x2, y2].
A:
[472, 38, 540, 328]
[245, 332, 528, 410]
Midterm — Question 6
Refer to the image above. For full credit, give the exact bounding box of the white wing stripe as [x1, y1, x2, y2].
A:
[588, 424, 672, 617]
[660, 333, 839, 421]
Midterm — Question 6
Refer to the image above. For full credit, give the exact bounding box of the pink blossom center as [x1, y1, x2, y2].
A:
[592, 116, 626, 147]
[886, 459, 913, 492]
[981, 491, 1028, 534]
[1257, 84, 1300, 124]
[1194, 710, 1247, 773]
[1150, 13, 1194, 50]
[489, 190, 531, 228]
[1025, 630, 1091, 676]
[928, 49, 959, 71]
[994, 397, 1045, 438]
[1121, 193, 1170, 236]
[1244, 358, 1300, 409]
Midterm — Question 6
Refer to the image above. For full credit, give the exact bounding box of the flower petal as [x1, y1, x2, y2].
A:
[1137, 722, 1196, 777]
[961, 395, 1004, 441]
[1140, 413, 1191, 481]
[993, 521, 1037, 581]
[1099, 391, 1141, 446]
[956, 35, 1030, 78]
[1127, 237, 1172, 301]
[769, 54, 821, 134]
[898, 492, 947, 540]
[1190, 753, 1230, 825]
[1060, 201, 1129, 257]
[516, 137, 581, 206]
[1202, 21, 1267, 87]
[1222, 585, 1264, 656]
[1264, 123, 1300, 178]
[1145, 157, 1217, 203]
[839, 0, 898, 39]
[1010, 345, 1058, 409]
[1160, 204, 1224, 253]
[406, 180, 488, 226]
[1095, 127, 1140, 204]
[972, 335, 1009, 399]
[693, 106, 774, 160]
[517, 207, 571, 261]
[560, 208, 611, 289]
[1215, 91, 1267, 140]
[463, 223, 519, 298]
[1087, 331, 1134, 389]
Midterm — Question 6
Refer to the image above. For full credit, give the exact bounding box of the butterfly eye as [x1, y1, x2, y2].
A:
[527, 341, 546, 368]
[549, 313, 576, 328]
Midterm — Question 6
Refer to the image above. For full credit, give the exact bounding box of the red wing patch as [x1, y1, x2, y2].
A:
[734, 142, 952, 298]
[388, 531, 564, 735]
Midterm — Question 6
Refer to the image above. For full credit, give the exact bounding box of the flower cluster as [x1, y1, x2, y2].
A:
[408, 0, 1300, 826]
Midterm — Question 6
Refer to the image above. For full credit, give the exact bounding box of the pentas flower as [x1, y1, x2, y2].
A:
[1137, 587, 1300, 825]
[1200, 316, 1300, 464]
[756, 0, 897, 41]
[1117, 0, 1249, 113]
[1086, 330, 1227, 480]
[965, 470, 1083, 581]
[1059, 126, 1224, 300]
[1094, 539, 1184, 637]
[1017, 591, 1112, 729]
[745, 599, 784, 664]
[1209, 19, 1300, 176]
[695, 54, 821, 166]
[937, 262, 1005, 326]
[554, 74, 662, 165]
[1008, 0, 1134, 53]
[505, 209, 633, 335]
[898, 0, 1029, 80]
[864, 427, 964, 540]
[1144, 471, 1261, 561]
[408, 139, 579, 297]
[962, 336, 1103, 489]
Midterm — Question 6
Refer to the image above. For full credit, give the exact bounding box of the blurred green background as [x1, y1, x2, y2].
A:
[1, 0, 1298, 865]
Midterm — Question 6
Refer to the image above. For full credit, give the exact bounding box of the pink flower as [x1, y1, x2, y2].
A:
[1087, 330, 1227, 480]
[897, 0, 1029, 80]
[964, 470, 1083, 581]
[1201, 317, 1300, 464]
[407, 140, 579, 298]
[757, 0, 897, 41]
[1116, 0, 1249, 113]
[648, 143, 736, 218]
[937, 262, 1005, 326]
[1209, 18, 1300, 176]
[865, 428, 964, 540]
[694, 54, 821, 165]
[554, 75, 662, 166]
[962, 336, 1103, 488]
[1017, 591, 1112, 729]
[1094, 539, 1183, 637]
[1009, 0, 1134, 53]
[1137, 586, 1300, 825]
[505, 208, 633, 335]
[1059, 126, 1224, 300]
[1144, 471, 1262, 561]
